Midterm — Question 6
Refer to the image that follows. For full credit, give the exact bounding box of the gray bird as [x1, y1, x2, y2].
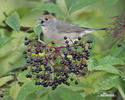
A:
[37, 14, 105, 43]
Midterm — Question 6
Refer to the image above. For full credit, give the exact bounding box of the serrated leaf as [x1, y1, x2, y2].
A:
[95, 74, 119, 92]
[6, 12, 20, 32]
[84, 72, 119, 95]
[16, 81, 44, 100]
[33, 3, 63, 16]
[10, 82, 20, 100]
[33, 25, 42, 36]
[98, 56, 125, 65]
[0, 76, 14, 86]
[92, 65, 120, 74]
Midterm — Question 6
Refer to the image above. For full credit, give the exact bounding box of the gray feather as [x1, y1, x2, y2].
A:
[56, 20, 106, 34]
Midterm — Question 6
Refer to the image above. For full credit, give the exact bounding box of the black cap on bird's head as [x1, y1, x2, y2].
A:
[36, 11, 56, 26]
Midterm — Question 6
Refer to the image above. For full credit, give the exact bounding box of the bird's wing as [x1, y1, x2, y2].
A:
[56, 20, 88, 33]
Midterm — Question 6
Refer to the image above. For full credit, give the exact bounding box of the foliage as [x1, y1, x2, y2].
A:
[0, 0, 125, 100]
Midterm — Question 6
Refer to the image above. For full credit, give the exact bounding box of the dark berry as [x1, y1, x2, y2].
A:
[70, 78, 73, 81]
[49, 48, 53, 51]
[65, 40, 69, 44]
[64, 36, 67, 40]
[49, 82, 53, 86]
[87, 40, 93, 43]
[74, 46, 78, 49]
[56, 73, 60, 77]
[74, 40, 78, 44]
[88, 46, 92, 49]
[24, 55, 28, 59]
[118, 44, 122, 47]
[51, 41, 55, 44]
[66, 82, 70, 86]
[66, 44, 70, 47]
[23, 51, 27, 54]
[35, 36, 38, 40]
[26, 74, 32, 78]
[75, 64, 79, 67]
[78, 36, 81, 40]
[79, 43, 83, 46]
[0, 94, 3, 98]
[24, 37, 28, 40]
[75, 81, 78, 85]
[27, 48, 31, 52]
[21, 66, 27, 71]
[39, 68, 42, 71]
[52, 86, 56, 90]
[24, 42, 29, 45]
[84, 64, 88, 67]
[35, 81, 41, 85]
[67, 47, 71, 51]
[42, 44, 46, 47]
[80, 65, 84, 70]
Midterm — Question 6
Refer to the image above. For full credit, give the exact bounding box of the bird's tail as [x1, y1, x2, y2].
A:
[83, 27, 106, 35]
[91, 28, 106, 30]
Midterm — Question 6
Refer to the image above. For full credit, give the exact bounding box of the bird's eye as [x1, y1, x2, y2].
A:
[45, 18, 48, 21]
[41, 20, 44, 24]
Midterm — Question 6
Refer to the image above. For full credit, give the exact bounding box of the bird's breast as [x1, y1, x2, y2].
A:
[42, 26, 60, 41]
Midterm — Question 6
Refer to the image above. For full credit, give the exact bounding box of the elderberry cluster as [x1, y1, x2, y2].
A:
[22, 34, 93, 90]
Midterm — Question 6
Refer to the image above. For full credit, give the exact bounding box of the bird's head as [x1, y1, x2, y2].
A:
[37, 14, 56, 27]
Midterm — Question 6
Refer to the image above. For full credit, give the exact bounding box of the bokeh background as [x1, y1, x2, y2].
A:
[0, 0, 125, 100]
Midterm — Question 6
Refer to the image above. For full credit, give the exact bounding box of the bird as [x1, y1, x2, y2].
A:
[37, 14, 106, 43]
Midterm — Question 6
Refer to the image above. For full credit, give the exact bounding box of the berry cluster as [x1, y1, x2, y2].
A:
[22, 34, 93, 90]
[106, 14, 125, 47]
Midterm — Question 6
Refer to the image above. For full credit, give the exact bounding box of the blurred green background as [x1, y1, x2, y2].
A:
[0, 0, 125, 100]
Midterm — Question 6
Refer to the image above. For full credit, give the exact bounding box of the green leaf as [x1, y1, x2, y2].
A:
[33, 25, 42, 36]
[6, 12, 20, 32]
[120, 73, 125, 81]
[65, 0, 76, 10]
[88, 58, 98, 71]
[2, 96, 13, 100]
[84, 72, 119, 95]
[85, 93, 112, 100]
[49, 87, 84, 100]
[92, 65, 120, 74]
[25, 93, 48, 100]
[10, 82, 21, 100]
[0, 37, 13, 48]
[0, 76, 14, 86]
[95, 74, 119, 92]
[104, 0, 118, 11]
[16, 81, 44, 100]
[65, 0, 100, 14]
[98, 56, 125, 65]
[17, 69, 31, 83]
[33, 3, 63, 16]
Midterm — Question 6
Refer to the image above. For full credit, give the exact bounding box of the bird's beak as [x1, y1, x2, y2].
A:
[35, 18, 42, 22]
